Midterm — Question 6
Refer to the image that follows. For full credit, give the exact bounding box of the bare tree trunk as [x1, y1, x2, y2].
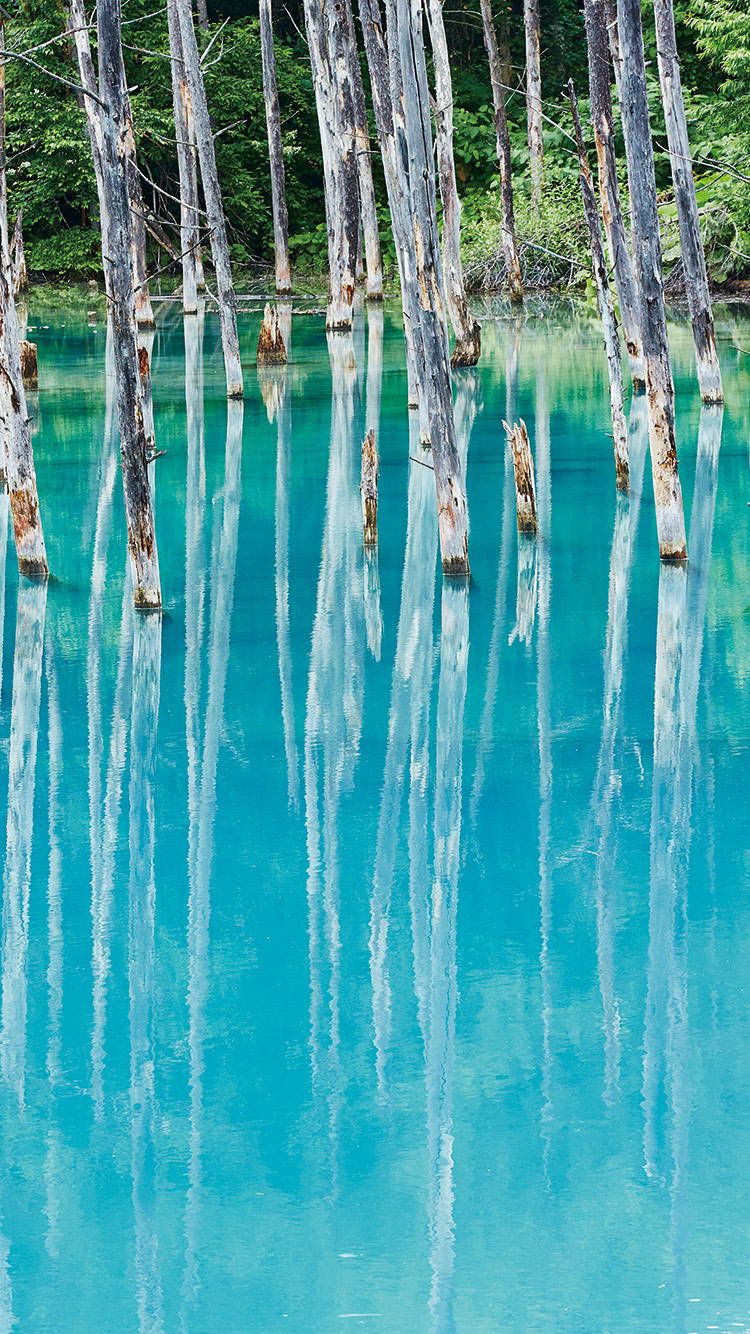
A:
[97, 0, 162, 605]
[503, 419, 538, 532]
[523, 0, 543, 201]
[617, 0, 686, 560]
[123, 96, 155, 329]
[0, 33, 48, 578]
[361, 428, 378, 544]
[583, 0, 644, 388]
[302, 0, 360, 330]
[348, 20, 383, 301]
[424, 0, 481, 365]
[259, 0, 292, 296]
[604, 0, 623, 98]
[167, 0, 201, 312]
[479, 0, 522, 303]
[569, 81, 629, 491]
[174, 0, 243, 395]
[195, 0, 209, 30]
[388, 0, 470, 573]
[653, 0, 722, 403]
[10, 211, 27, 297]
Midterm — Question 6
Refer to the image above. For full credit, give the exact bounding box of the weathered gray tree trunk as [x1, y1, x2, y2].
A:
[653, 0, 722, 403]
[388, 0, 470, 573]
[424, 0, 480, 364]
[523, 0, 543, 201]
[259, 0, 292, 296]
[302, 0, 360, 330]
[503, 419, 538, 533]
[123, 97, 155, 329]
[196, 0, 209, 30]
[20, 340, 37, 390]
[256, 302, 287, 364]
[479, 0, 522, 303]
[347, 19, 383, 301]
[569, 82, 629, 491]
[166, 0, 201, 313]
[361, 428, 378, 544]
[97, 0, 162, 605]
[583, 0, 644, 388]
[0, 35, 48, 578]
[10, 211, 27, 297]
[617, 0, 687, 560]
[174, 0, 243, 395]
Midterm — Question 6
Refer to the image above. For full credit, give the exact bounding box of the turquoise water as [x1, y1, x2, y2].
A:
[1, 292, 749, 1333]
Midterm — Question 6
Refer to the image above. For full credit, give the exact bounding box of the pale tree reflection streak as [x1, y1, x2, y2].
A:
[128, 613, 165, 1334]
[44, 646, 63, 1260]
[305, 332, 363, 1188]
[1, 580, 47, 1109]
[590, 392, 649, 1104]
[363, 303, 384, 661]
[643, 405, 722, 1334]
[183, 396, 244, 1314]
[534, 364, 553, 1166]
[0, 491, 8, 701]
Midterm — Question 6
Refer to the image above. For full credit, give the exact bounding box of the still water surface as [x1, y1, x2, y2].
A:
[0, 294, 749, 1333]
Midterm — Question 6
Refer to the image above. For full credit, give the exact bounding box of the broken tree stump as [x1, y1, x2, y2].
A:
[503, 418, 538, 534]
[20, 340, 38, 390]
[361, 427, 378, 546]
[256, 303, 287, 366]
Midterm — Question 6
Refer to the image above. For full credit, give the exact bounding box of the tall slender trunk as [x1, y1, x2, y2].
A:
[424, 0, 481, 365]
[388, 0, 470, 573]
[167, 0, 201, 312]
[583, 0, 644, 388]
[523, 0, 543, 201]
[348, 22, 383, 301]
[479, 0, 522, 302]
[259, 0, 292, 295]
[174, 0, 243, 395]
[195, 0, 209, 30]
[10, 211, 27, 297]
[604, 0, 623, 98]
[302, 0, 360, 330]
[653, 0, 722, 403]
[617, 0, 686, 560]
[97, 0, 162, 604]
[569, 81, 628, 491]
[123, 93, 155, 329]
[0, 30, 47, 577]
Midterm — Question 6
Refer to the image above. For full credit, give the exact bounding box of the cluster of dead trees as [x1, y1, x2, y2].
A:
[0, 0, 725, 607]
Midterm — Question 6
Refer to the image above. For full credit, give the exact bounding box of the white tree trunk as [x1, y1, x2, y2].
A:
[174, 0, 243, 395]
[10, 211, 27, 297]
[479, 0, 522, 302]
[503, 418, 538, 532]
[424, 0, 481, 365]
[653, 0, 722, 403]
[583, 0, 645, 388]
[617, 0, 687, 561]
[347, 15, 383, 301]
[167, 0, 201, 312]
[259, 0, 292, 295]
[523, 0, 544, 201]
[569, 81, 629, 491]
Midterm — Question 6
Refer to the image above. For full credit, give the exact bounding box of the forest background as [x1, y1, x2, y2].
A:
[6, 0, 750, 290]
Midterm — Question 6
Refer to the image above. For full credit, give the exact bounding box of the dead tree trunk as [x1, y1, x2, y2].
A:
[256, 302, 287, 364]
[302, 0, 360, 330]
[653, 0, 722, 403]
[424, 0, 481, 365]
[259, 0, 292, 296]
[347, 17, 383, 302]
[479, 0, 522, 303]
[174, 0, 244, 395]
[617, 0, 687, 560]
[10, 211, 27, 297]
[583, 0, 644, 389]
[97, 0, 162, 606]
[503, 419, 538, 533]
[123, 97, 155, 330]
[388, 0, 470, 573]
[361, 428, 378, 544]
[0, 28, 48, 577]
[166, 0, 201, 313]
[523, 0, 544, 201]
[20, 340, 38, 390]
[569, 82, 629, 492]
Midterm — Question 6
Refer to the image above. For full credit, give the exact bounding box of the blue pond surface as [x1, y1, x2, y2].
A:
[0, 292, 749, 1332]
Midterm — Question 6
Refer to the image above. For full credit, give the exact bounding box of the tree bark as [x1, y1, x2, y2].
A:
[174, 0, 243, 395]
[0, 31, 48, 578]
[302, 0, 360, 330]
[424, 0, 481, 365]
[503, 418, 538, 533]
[388, 0, 470, 573]
[479, 0, 522, 303]
[583, 0, 644, 388]
[259, 0, 292, 296]
[97, 0, 162, 605]
[361, 428, 378, 544]
[653, 0, 722, 403]
[195, 0, 209, 30]
[167, 0, 201, 312]
[617, 0, 686, 560]
[523, 0, 543, 201]
[347, 17, 383, 301]
[123, 94, 155, 329]
[10, 211, 27, 297]
[569, 81, 629, 491]
[256, 302, 287, 364]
